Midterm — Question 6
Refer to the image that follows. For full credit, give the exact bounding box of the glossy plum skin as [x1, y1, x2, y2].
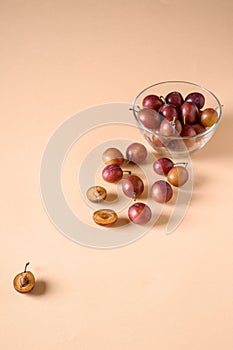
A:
[137, 108, 162, 129]
[180, 101, 199, 124]
[165, 91, 184, 108]
[151, 180, 173, 203]
[102, 164, 123, 183]
[126, 142, 148, 164]
[122, 175, 144, 199]
[158, 104, 179, 121]
[153, 157, 174, 175]
[159, 118, 182, 136]
[185, 92, 205, 109]
[192, 123, 206, 134]
[102, 147, 124, 165]
[128, 202, 152, 224]
[167, 166, 189, 187]
[200, 108, 218, 127]
[142, 94, 164, 111]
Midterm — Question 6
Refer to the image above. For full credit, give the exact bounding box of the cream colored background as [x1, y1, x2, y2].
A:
[1, 0, 233, 349]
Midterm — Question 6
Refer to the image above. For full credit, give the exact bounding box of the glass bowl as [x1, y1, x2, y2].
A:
[132, 81, 222, 158]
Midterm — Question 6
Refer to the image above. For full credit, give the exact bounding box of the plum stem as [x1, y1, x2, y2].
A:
[160, 95, 166, 104]
[175, 161, 188, 167]
[24, 262, 30, 273]
[123, 170, 132, 175]
[170, 117, 177, 135]
[170, 116, 177, 126]
[129, 106, 141, 113]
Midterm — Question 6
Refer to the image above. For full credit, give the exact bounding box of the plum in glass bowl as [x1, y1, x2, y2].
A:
[131, 81, 222, 158]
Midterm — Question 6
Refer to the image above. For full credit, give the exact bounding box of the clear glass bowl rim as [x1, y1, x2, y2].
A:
[132, 80, 223, 140]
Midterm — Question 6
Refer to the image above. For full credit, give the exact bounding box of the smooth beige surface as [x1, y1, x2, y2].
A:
[1, 1, 233, 349]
